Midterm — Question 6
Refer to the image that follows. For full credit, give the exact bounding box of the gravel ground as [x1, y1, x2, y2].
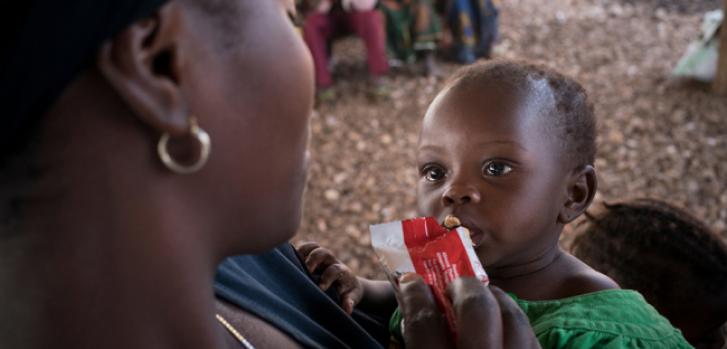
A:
[294, 0, 727, 278]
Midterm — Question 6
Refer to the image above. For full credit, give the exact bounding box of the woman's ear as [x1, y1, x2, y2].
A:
[558, 165, 597, 224]
[97, 2, 189, 136]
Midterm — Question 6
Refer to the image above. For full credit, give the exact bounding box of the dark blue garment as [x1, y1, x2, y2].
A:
[215, 244, 388, 349]
[448, 0, 499, 63]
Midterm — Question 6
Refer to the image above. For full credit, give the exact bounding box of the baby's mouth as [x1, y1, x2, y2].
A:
[441, 214, 486, 247]
[462, 224, 486, 248]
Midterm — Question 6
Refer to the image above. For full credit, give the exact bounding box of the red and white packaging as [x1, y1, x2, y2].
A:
[370, 217, 489, 336]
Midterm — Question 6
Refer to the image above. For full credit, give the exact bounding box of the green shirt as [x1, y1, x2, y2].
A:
[390, 289, 693, 348]
[511, 289, 692, 348]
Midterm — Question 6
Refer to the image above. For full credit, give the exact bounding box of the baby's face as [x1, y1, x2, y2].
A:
[416, 84, 569, 269]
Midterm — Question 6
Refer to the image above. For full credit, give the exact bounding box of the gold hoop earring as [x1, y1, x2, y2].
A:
[157, 116, 211, 174]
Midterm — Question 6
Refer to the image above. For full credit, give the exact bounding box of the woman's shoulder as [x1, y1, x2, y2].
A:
[511, 290, 692, 348]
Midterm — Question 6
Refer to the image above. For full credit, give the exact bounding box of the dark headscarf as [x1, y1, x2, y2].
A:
[0, 0, 169, 161]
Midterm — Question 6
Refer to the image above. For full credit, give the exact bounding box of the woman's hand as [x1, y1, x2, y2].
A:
[296, 242, 363, 314]
[398, 274, 541, 349]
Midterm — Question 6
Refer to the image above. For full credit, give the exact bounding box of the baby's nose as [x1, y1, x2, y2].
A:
[442, 185, 481, 206]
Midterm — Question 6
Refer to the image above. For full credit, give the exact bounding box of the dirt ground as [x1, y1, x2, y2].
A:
[294, 0, 727, 278]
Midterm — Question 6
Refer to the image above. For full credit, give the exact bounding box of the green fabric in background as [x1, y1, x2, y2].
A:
[380, 0, 441, 62]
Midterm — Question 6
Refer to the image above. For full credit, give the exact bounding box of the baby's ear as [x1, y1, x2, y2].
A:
[558, 165, 597, 224]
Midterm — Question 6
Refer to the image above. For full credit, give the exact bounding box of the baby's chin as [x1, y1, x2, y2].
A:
[474, 245, 495, 267]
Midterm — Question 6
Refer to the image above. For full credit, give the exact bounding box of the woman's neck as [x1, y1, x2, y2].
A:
[0, 73, 237, 349]
[2, 164, 227, 349]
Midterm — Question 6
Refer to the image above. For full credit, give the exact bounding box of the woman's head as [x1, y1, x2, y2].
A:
[1, 0, 314, 254]
[572, 199, 727, 348]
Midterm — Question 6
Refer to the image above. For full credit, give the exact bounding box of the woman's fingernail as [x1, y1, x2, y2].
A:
[399, 272, 420, 283]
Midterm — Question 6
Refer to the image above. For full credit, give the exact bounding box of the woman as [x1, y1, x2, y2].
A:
[2, 1, 312, 347]
[1, 0, 533, 348]
[300, 0, 389, 99]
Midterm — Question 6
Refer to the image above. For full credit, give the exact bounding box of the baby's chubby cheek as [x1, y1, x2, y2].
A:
[416, 192, 440, 217]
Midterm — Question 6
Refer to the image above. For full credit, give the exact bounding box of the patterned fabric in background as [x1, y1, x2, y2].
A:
[448, 0, 499, 63]
[380, 0, 442, 63]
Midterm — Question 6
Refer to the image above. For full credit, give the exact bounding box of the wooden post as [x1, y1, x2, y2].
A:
[715, 0, 727, 95]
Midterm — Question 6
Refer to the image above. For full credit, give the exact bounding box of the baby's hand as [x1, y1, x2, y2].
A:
[296, 242, 363, 314]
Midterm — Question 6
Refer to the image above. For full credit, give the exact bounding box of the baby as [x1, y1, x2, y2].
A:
[298, 60, 691, 348]
[572, 199, 727, 349]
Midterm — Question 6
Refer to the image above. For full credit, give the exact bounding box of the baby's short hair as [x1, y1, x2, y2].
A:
[571, 199, 727, 318]
[446, 59, 596, 168]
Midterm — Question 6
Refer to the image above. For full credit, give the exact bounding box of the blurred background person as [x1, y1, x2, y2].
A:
[442, 0, 500, 64]
[380, 0, 442, 75]
[301, 0, 390, 101]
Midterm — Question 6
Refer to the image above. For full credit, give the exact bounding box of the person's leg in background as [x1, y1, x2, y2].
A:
[475, 0, 499, 58]
[411, 0, 442, 75]
[380, 0, 416, 66]
[347, 8, 390, 94]
[303, 12, 335, 91]
[449, 0, 477, 64]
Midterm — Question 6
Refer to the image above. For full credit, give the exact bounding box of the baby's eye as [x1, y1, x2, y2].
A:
[422, 164, 446, 182]
[482, 161, 513, 177]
